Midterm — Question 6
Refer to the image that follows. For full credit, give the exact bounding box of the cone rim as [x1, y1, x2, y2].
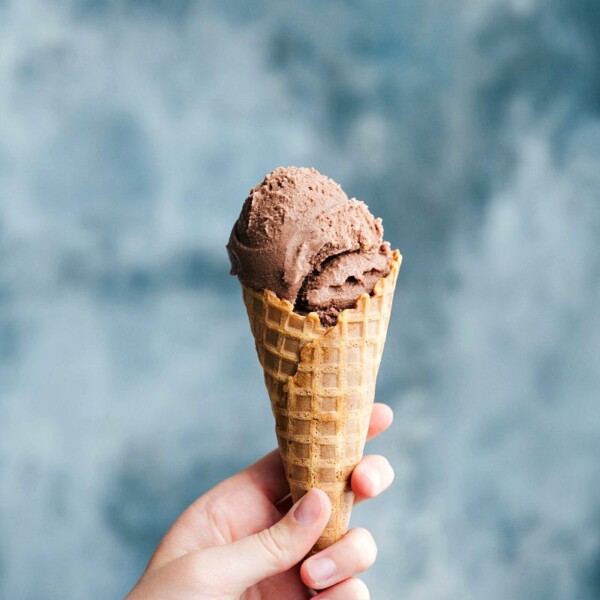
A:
[243, 248, 401, 332]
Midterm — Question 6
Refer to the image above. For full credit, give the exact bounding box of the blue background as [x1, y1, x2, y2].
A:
[1, 1, 600, 598]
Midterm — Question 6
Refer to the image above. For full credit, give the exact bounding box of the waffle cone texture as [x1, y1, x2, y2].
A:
[242, 249, 401, 552]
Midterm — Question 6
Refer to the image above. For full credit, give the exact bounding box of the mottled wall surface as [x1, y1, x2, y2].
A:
[1, 1, 599, 598]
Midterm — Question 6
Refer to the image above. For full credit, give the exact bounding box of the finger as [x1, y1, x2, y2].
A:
[277, 453, 394, 516]
[351, 455, 395, 504]
[300, 528, 376, 590]
[366, 403, 394, 441]
[314, 577, 370, 599]
[184, 488, 332, 595]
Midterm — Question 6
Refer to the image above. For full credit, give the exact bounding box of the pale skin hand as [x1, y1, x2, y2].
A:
[126, 403, 395, 600]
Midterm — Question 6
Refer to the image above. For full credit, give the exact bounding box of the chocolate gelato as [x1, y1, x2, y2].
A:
[227, 166, 392, 326]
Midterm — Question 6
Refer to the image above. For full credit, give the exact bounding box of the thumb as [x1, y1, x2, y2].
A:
[191, 488, 331, 593]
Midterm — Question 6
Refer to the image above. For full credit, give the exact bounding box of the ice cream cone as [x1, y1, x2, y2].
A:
[241, 250, 401, 552]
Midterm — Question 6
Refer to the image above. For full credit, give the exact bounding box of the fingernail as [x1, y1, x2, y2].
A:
[293, 489, 324, 525]
[307, 557, 336, 584]
[363, 468, 381, 492]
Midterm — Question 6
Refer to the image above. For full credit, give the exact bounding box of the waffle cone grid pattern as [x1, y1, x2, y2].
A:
[242, 250, 401, 551]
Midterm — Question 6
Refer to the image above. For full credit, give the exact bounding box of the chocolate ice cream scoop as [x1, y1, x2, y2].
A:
[227, 166, 392, 326]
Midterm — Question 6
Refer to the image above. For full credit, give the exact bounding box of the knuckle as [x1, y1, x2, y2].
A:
[377, 454, 393, 472]
[353, 528, 377, 569]
[257, 526, 293, 565]
[381, 457, 395, 480]
[372, 455, 394, 483]
[348, 577, 370, 599]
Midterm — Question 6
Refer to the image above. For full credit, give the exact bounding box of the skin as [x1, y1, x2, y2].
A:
[126, 403, 395, 600]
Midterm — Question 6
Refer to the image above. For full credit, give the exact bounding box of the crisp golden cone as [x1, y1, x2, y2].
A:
[242, 249, 401, 552]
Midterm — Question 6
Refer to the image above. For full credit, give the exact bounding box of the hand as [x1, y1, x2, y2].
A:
[126, 403, 395, 600]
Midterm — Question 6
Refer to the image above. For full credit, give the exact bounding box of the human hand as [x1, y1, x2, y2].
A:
[126, 403, 395, 600]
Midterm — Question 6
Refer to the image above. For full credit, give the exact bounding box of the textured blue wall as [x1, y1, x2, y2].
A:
[1, 1, 599, 598]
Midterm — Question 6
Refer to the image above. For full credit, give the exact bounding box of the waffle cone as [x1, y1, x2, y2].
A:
[242, 249, 401, 552]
